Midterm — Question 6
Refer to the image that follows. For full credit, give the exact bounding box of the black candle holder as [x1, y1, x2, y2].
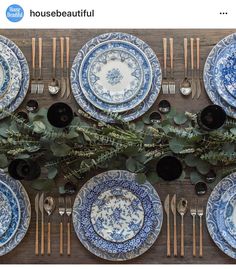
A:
[8, 159, 41, 181]
[156, 156, 183, 181]
[197, 105, 226, 131]
[47, 102, 74, 128]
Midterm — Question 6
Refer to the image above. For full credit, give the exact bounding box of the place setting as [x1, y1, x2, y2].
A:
[1, 30, 236, 264]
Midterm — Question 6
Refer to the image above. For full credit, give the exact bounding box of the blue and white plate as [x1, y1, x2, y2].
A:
[204, 33, 236, 118]
[73, 170, 163, 261]
[0, 42, 22, 109]
[0, 170, 31, 256]
[0, 55, 11, 96]
[0, 181, 20, 247]
[216, 184, 236, 248]
[79, 41, 152, 112]
[71, 32, 162, 122]
[206, 172, 236, 259]
[0, 192, 12, 237]
[0, 35, 29, 120]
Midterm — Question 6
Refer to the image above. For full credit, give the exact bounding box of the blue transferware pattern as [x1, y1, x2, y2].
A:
[71, 32, 161, 122]
[0, 192, 12, 237]
[0, 180, 20, 247]
[0, 170, 31, 256]
[0, 42, 22, 110]
[216, 184, 236, 248]
[106, 68, 124, 86]
[204, 33, 236, 118]
[73, 170, 163, 261]
[0, 55, 11, 95]
[225, 195, 236, 237]
[91, 188, 144, 242]
[206, 172, 236, 259]
[0, 35, 29, 120]
[79, 41, 152, 112]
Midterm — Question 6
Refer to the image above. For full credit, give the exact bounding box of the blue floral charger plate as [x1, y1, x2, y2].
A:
[0, 42, 22, 110]
[71, 32, 162, 122]
[0, 192, 12, 237]
[206, 172, 236, 259]
[73, 170, 163, 261]
[204, 33, 236, 118]
[0, 35, 29, 120]
[79, 41, 152, 112]
[0, 181, 20, 247]
[0, 55, 11, 96]
[0, 170, 31, 256]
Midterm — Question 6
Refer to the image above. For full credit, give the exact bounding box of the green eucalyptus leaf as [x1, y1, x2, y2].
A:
[143, 135, 153, 144]
[142, 114, 151, 125]
[0, 154, 8, 168]
[178, 170, 186, 181]
[174, 113, 188, 125]
[59, 186, 66, 194]
[222, 143, 235, 153]
[136, 173, 147, 184]
[190, 171, 203, 184]
[17, 154, 30, 159]
[146, 171, 161, 183]
[230, 128, 236, 135]
[134, 151, 147, 164]
[135, 121, 145, 132]
[33, 121, 46, 134]
[31, 178, 55, 191]
[50, 143, 71, 157]
[169, 137, 188, 153]
[48, 167, 58, 180]
[196, 159, 211, 175]
[184, 154, 199, 167]
[126, 157, 140, 172]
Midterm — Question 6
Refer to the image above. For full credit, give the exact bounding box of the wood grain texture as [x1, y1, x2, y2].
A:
[0, 29, 236, 264]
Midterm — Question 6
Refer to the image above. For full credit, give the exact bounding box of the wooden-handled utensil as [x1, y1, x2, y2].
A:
[35, 193, 39, 255]
[177, 198, 188, 257]
[171, 194, 177, 256]
[164, 194, 170, 257]
[59, 197, 65, 256]
[66, 37, 71, 98]
[60, 37, 66, 97]
[39, 193, 45, 255]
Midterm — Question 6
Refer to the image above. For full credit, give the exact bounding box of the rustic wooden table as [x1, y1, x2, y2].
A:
[0, 29, 235, 264]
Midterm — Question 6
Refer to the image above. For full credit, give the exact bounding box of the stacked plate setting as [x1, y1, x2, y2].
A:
[0, 35, 29, 119]
[72, 170, 163, 261]
[204, 33, 236, 119]
[71, 32, 162, 122]
[206, 172, 236, 259]
[0, 170, 31, 256]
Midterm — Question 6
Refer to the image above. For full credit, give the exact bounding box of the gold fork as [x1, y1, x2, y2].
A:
[58, 197, 65, 256]
[31, 38, 37, 94]
[190, 201, 197, 257]
[197, 205, 204, 257]
[168, 38, 175, 94]
[66, 197, 72, 256]
[162, 38, 169, 94]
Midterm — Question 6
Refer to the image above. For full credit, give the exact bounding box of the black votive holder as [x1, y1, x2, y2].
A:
[26, 99, 39, 113]
[156, 156, 183, 181]
[47, 102, 74, 128]
[197, 105, 226, 131]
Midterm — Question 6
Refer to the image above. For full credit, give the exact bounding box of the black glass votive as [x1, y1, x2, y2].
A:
[156, 156, 183, 181]
[47, 102, 74, 128]
[197, 105, 226, 131]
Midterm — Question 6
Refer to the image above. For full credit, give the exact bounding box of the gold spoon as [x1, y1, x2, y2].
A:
[43, 196, 55, 255]
[177, 197, 188, 257]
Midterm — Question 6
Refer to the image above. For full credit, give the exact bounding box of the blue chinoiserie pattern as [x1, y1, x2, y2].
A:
[0, 170, 31, 256]
[0, 35, 29, 119]
[206, 172, 236, 259]
[204, 33, 236, 118]
[0, 55, 11, 95]
[73, 170, 163, 261]
[71, 32, 162, 122]
[0, 192, 12, 237]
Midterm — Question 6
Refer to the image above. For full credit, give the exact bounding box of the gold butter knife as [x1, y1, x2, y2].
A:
[35, 193, 39, 255]
[164, 194, 170, 257]
[171, 194, 177, 257]
[39, 192, 45, 255]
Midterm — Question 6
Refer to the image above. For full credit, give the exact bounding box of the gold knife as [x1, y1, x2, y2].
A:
[171, 194, 177, 256]
[164, 194, 170, 257]
[66, 37, 70, 99]
[39, 192, 45, 255]
[35, 193, 39, 255]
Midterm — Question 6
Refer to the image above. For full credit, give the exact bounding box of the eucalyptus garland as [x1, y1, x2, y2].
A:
[1, 107, 236, 192]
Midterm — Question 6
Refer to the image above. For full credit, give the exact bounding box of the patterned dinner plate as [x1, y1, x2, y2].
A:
[73, 170, 163, 261]
[0, 180, 20, 247]
[204, 33, 236, 118]
[0, 170, 31, 256]
[216, 184, 236, 249]
[79, 41, 152, 112]
[0, 35, 29, 120]
[206, 172, 236, 259]
[71, 32, 162, 122]
[0, 55, 11, 96]
[0, 42, 22, 109]
[0, 192, 12, 237]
